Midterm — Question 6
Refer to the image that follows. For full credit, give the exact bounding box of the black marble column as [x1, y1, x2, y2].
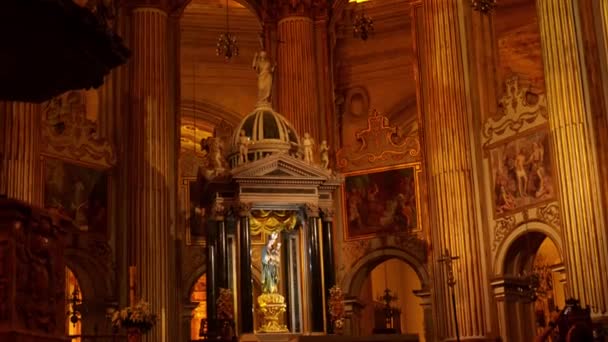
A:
[306, 205, 325, 332]
[217, 219, 228, 289]
[321, 208, 336, 333]
[238, 203, 254, 333]
[206, 242, 218, 338]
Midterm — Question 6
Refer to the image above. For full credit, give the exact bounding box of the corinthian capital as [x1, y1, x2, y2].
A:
[321, 207, 335, 222]
[305, 203, 319, 218]
[264, 0, 328, 20]
[236, 202, 252, 217]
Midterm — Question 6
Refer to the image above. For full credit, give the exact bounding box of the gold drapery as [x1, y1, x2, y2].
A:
[249, 210, 298, 236]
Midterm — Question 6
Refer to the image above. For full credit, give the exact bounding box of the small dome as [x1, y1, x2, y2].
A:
[229, 104, 300, 167]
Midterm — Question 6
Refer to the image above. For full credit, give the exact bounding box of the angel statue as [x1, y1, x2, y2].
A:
[261, 232, 281, 294]
[252, 51, 275, 104]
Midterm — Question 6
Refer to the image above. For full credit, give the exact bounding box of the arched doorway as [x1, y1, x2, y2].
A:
[65, 266, 82, 342]
[343, 248, 430, 341]
[190, 273, 207, 341]
[358, 258, 425, 340]
[497, 231, 565, 342]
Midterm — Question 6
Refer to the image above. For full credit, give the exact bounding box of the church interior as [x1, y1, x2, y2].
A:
[1, 0, 607, 341]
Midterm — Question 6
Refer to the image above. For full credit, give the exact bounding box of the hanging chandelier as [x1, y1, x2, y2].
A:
[216, 0, 238, 61]
[352, 1, 373, 41]
[471, 0, 497, 14]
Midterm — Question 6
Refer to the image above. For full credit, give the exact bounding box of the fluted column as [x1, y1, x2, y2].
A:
[420, 1, 489, 340]
[276, 4, 322, 141]
[537, 0, 608, 315]
[0, 102, 41, 205]
[126, 6, 172, 342]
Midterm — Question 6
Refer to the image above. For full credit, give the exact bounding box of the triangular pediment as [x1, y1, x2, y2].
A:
[231, 153, 331, 181]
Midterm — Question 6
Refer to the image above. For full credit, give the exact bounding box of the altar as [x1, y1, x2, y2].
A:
[195, 49, 343, 340]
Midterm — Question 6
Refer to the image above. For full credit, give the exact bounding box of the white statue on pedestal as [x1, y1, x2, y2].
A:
[319, 140, 329, 169]
[237, 129, 250, 164]
[252, 51, 275, 105]
[302, 133, 315, 164]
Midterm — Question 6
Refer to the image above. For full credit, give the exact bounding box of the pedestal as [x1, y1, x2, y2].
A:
[257, 293, 288, 333]
[0, 199, 71, 342]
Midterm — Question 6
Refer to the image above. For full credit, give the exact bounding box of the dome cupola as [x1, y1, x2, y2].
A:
[229, 103, 300, 168]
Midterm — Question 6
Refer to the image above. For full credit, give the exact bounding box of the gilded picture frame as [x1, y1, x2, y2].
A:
[342, 163, 422, 241]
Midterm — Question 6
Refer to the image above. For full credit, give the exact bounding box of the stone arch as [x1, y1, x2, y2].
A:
[174, 0, 262, 24]
[493, 220, 563, 276]
[64, 248, 114, 335]
[184, 264, 207, 302]
[342, 247, 430, 297]
[64, 248, 113, 303]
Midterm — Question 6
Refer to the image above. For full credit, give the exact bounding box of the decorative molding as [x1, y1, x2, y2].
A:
[492, 215, 517, 251]
[482, 75, 548, 148]
[41, 90, 116, 168]
[336, 109, 420, 173]
[537, 203, 561, 229]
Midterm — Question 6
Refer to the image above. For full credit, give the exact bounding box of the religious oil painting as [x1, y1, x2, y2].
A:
[488, 127, 556, 217]
[44, 158, 108, 233]
[343, 165, 419, 240]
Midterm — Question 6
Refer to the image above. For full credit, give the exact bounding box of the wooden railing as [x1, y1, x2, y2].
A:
[68, 334, 127, 342]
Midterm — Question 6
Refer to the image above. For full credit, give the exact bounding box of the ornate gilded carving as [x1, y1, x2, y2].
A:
[42, 91, 116, 168]
[257, 293, 288, 333]
[537, 203, 561, 229]
[217, 288, 235, 320]
[482, 76, 548, 148]
[492, 215, 517, 251]
[328, 286, 346, 333]
[0, 242, 8, 321]
[336, 110, 420, 173]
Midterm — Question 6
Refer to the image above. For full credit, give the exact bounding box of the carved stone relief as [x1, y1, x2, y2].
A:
[336, 110, 421, 173]
[42, 90, 116, 168]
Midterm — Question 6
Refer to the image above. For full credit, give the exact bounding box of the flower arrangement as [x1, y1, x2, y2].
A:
[328, 286, 346, 332]
[111, 300, 157, 334]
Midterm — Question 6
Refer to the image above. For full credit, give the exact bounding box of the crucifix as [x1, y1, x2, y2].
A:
[438, 248, 460, 342]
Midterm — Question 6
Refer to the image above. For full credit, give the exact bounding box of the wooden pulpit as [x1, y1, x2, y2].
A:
[0, 199, 72, 342]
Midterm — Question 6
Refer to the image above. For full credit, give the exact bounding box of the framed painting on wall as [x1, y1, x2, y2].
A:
[43, 158, 108, 234]
[342, 164, 421, 241]
[487, 126, 556, 217]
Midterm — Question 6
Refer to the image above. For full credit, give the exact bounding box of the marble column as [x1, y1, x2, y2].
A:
[536, 0, 608, 315]
[420, 1, 490, 340]
[275, 3, 322, 141]
[238, 203, 254, 334]
[0, 102, 41, 205]
[126, 6, 174, 342]
[320, 208, 335, 334]
[306, 204, 325, 332]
